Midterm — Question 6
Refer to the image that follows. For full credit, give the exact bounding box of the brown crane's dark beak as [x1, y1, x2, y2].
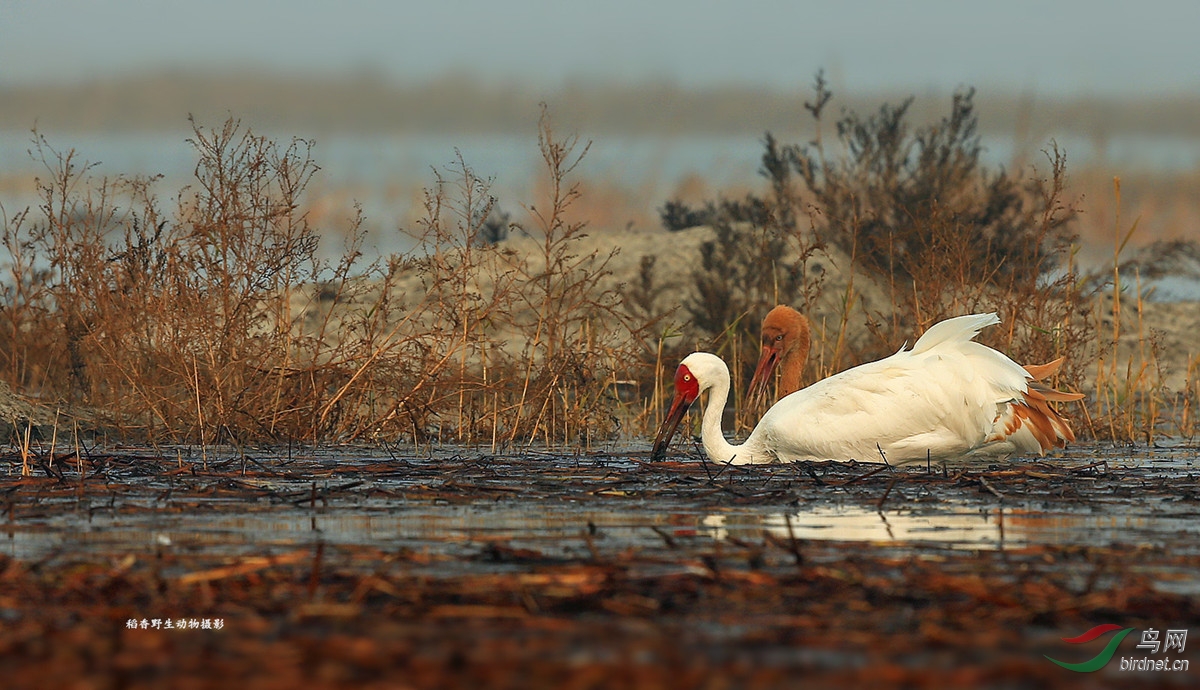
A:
[746, 343, 780, 410]
[650, 363, 700, 461]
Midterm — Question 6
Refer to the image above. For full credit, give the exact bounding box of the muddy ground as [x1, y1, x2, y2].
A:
[1, 443, 1197, 689]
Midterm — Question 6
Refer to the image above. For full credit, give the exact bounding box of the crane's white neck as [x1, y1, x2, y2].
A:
[698, 369, 763, 465]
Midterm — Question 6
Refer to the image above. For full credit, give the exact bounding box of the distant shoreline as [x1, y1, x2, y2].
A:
[4, 70, 1200, 139]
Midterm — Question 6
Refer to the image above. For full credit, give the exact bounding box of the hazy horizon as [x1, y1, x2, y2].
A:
[4, 1, 1200, 97]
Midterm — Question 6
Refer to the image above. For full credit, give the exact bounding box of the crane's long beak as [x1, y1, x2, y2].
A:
[746, 344, 780, 410]
[650, 390, 694, 461]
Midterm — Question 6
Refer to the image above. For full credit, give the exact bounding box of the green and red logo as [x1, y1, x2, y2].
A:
[1045, 624, 1135, 672]
[1047, 624, 1189, 672]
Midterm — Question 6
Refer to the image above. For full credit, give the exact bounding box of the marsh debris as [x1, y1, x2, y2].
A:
[0, 443, 1198, 688]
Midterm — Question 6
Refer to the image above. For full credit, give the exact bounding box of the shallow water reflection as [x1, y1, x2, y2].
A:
[4, 442, 1198, 577]
[6, 497, 1198, 562]
[706, 504, 1200, 552]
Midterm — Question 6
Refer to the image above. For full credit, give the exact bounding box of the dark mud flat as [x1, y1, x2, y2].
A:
[1, 443, 1198, 689]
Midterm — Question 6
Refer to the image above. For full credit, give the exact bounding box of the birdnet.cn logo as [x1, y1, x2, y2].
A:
[1045, 624, 1189, 672]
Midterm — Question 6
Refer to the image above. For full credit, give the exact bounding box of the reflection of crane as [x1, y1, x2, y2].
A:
[700, 509, 1008, 549]
[653, 313, 1083, 465]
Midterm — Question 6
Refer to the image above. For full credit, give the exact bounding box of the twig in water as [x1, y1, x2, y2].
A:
[835, 463, 890, 486]
[876, 510, 895, 540]
[783, 513, 803, 566]
[178, 549, 310, 585]
[979, 475, 1005, 500]
[307, 542, 325, 601]
[650, 526, 676, 549]
[877, 476, 900, 511]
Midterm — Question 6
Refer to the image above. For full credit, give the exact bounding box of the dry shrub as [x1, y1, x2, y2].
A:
[0, 120, 362, 441]
[661, 72, 1095, 408]
[0, 110, 653, 447]
[374, 107, 656, 448]
[786, 73, 1092, 383]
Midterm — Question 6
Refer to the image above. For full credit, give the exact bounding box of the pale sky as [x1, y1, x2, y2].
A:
[2, 0, 1199, 95]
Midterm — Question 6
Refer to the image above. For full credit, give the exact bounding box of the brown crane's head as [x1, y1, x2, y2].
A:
[747, 305, 811, 409]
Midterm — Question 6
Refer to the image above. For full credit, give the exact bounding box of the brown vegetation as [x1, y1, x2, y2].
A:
[0, 81, 1196, 448]
[0, 109, 655, 447]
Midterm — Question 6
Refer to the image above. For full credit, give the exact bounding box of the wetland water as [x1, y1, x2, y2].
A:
[5, 443, 1198, 580]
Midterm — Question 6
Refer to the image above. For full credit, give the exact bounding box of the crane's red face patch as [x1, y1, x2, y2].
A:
[673, 364, 700, 403]
[651, 364, 700, 461]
